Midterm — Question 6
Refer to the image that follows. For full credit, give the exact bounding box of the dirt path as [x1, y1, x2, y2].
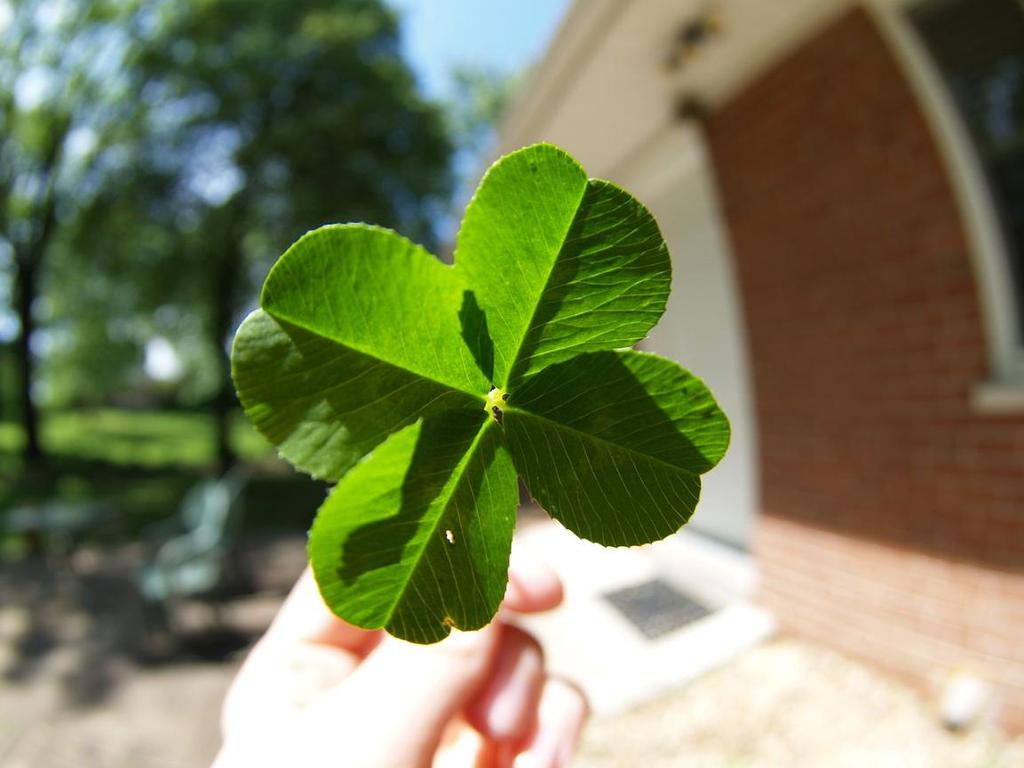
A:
[2, 539, 1021, 767]
[577, 640, 1024, 768]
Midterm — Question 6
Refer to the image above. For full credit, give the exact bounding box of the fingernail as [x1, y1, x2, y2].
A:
[489, 640, 544, 740]
[513, 678, 588, 768]
[466, 628, 544, 742]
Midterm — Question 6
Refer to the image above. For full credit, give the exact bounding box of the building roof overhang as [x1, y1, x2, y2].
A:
[497, 0, 854, 180]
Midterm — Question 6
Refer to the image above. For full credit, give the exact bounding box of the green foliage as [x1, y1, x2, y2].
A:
[232, 143, 730, 643]
[446, 65, 521, 161]
[0, 408, 271, 467]
[135, 0, 453, 251]
[121, 0, 457, 430]
[1, 0, 456, 428]
[0, 0, 151, 412]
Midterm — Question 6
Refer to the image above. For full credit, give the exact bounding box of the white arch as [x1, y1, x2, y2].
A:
[868, 0, 1024, 411]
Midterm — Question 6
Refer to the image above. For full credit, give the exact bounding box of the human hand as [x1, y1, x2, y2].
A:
[214, 556, 588, 768]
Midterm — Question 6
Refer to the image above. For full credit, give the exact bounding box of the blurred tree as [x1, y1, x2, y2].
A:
[41, 172, 183, 408]
[427, 64, 520, 247]
[447, 65, 520, 164]
[135, 0, 454, 469]
[0, 0, 453, 467]
[0, 0, 149, 463]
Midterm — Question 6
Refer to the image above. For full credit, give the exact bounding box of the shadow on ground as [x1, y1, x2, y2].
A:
[0, 534, 306, 710]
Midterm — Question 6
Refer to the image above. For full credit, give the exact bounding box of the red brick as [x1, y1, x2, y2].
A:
[707, 8, 1024, 732]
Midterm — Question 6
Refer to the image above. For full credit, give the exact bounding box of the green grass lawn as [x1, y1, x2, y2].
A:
[0, 408, 273, 467]
[0, 410, 323, 555]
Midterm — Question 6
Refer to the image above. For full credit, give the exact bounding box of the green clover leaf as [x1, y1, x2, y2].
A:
[231, 143, 730, 644]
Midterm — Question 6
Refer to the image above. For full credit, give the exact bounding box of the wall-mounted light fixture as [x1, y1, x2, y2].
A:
[674, 93, 710, 123]
[663, 5, 723, 73]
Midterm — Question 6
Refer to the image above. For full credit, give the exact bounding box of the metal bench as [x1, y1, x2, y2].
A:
[136, 468, 248, 637]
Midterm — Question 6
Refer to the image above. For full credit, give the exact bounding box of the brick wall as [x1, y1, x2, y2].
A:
[757, 516, 1024, 729]
[706, 8, 1024, 729]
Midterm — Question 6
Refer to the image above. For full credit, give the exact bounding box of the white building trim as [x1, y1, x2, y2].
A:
[620, 125, 762, 548]
[867, 0, 1024, 407]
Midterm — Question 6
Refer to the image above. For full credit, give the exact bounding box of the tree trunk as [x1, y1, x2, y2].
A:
[10, 126, 64, 467]
[211, 238, 242, 473]
[14, 255, 41, 464]
[213, 373, 234, 473]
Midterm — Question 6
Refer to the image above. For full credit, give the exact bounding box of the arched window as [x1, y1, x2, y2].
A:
[873, 0, 1024, 407]
[911, 0, 1024, 345]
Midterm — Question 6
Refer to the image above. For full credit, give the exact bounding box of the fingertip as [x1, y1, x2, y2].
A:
[513, 677, 589, 768]
[504, 555, 563, 613]
[464, 625, 545, 744]
[548, 677, 590, 723]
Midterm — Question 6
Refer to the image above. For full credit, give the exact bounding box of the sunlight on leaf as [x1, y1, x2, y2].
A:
[232, 143, 730, 643]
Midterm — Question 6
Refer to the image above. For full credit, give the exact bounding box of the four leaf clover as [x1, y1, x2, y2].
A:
[231, 143, 730, 644]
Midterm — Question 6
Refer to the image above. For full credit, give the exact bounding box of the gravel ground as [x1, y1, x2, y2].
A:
[576, 639, 1024, 768]
[2, 538, 1022, 767]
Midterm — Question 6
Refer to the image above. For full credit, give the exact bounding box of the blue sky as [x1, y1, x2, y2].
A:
[385, 0, 571, 99]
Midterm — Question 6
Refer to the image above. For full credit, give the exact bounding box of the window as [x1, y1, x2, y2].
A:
[908, 0, 1024, 344]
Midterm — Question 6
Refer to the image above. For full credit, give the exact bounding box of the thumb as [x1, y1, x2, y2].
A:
[315, 623, 503, 767]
